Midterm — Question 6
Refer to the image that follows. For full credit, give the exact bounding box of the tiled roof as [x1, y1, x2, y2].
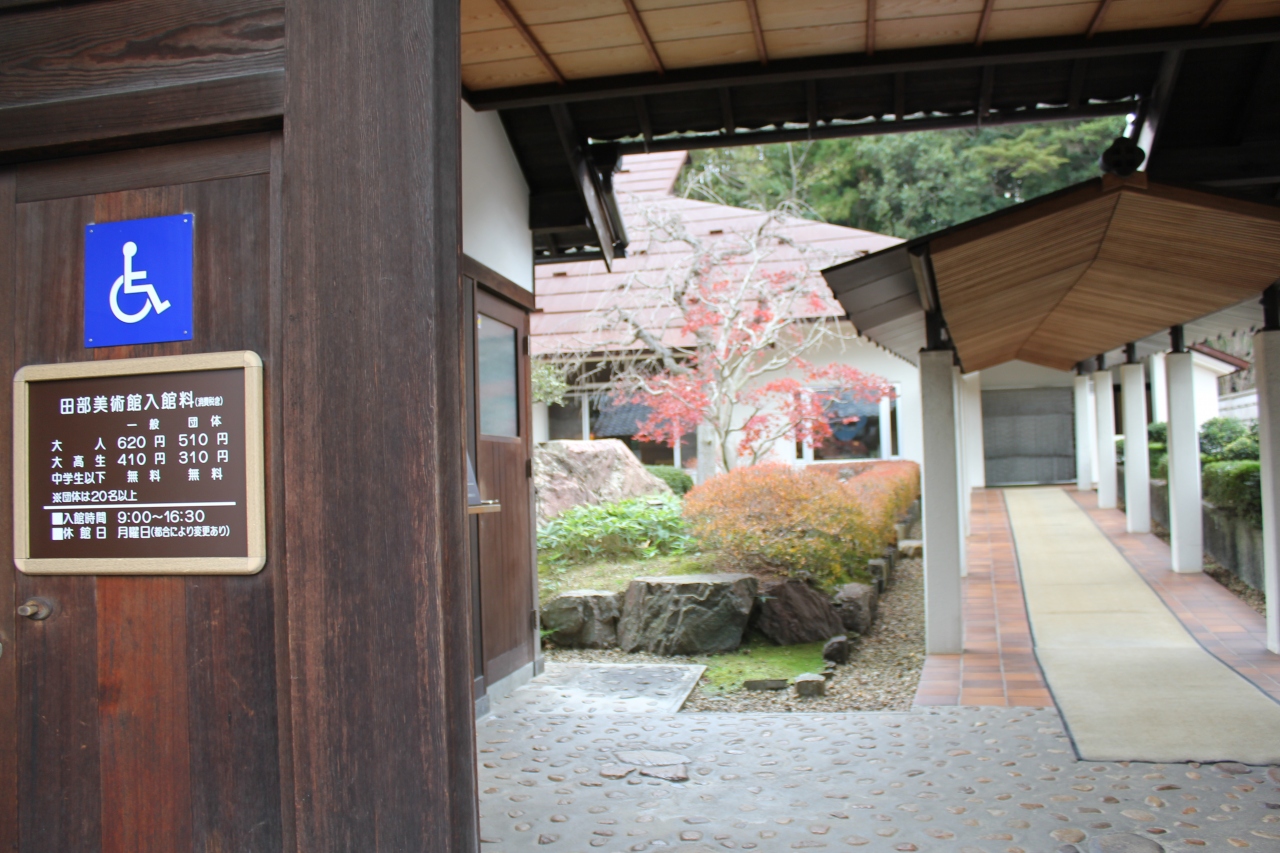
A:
[533, 152, 903, 356]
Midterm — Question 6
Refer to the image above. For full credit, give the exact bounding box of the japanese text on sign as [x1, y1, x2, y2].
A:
[27, 368, 249, 561]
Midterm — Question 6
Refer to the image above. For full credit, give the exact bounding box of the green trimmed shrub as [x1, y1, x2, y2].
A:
[1147, 422, 1167, 444]
[537, 494, 695, 565]
[1221, 434, 1260, 461]
[646, 464, 694, 495]
[1150, 448, 1167, 480]
[1202, 460, 1262, 526]
[1200, 417, 1248, 460]
[1115, 436, 1124, 465]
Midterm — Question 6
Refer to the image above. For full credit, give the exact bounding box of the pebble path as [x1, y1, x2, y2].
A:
[479, 686, 1280, 851]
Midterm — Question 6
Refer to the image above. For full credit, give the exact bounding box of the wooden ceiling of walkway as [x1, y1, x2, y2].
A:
[930, 173, 1280, 372]
[462, 0, 1280, 91]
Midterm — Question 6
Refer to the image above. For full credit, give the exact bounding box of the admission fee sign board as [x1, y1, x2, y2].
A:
[14, 351, 265, 574]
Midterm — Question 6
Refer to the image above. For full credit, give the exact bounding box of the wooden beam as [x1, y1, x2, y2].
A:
[549, 104, 618, 268]
[634, 96, 654, 150]
[0, 72, 283, 163]
[282, 0, 477, 847]
[1068, 59, 1087, 110]
[1232, 42, 1280, 143]
[745, 0, 768, 65]
[719, 88, 736, 136]
[620, 0, 664, 75]
[978, 66, 995, 124]
[975, 0, 998, 48]
[867, 0, 876, 57]
[1136, 50, 1182, 164]
[1201, 0, 1231, 28]
[1087, 0, 1115, 38]
[492, 0, 565, 85]
[465, 18, 1280, 112]
[613, 100, 1135, 155]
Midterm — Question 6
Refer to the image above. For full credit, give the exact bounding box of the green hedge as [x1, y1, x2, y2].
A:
[1200, 417, 1249, 459]
[537, 494, 695, 565]
[646, 464, 694, 495]
[1202, 460, 1262, 526]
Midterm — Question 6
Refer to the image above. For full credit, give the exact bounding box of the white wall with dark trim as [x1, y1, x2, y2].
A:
[462, 102, 533, 291]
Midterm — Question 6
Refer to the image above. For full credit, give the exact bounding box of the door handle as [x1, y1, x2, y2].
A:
[17, 598, 53, 620]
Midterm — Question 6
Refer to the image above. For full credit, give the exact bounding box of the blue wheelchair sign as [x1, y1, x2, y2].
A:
[84, 214, 194, 348]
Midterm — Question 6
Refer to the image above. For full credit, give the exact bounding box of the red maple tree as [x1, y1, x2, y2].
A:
[592, 205, 894, 473]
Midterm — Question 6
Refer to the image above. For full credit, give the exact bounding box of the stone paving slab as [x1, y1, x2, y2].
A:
[478, 704, 1280, 852]
[507, 663, 706, 715]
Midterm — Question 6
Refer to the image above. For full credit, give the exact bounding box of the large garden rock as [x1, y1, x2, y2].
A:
[534, 439, 671, 526]
[618, 574, 757, 655]
[755, 579, 845, 645]
[541, 590, 623, 649]
[834, 581, 879, 636]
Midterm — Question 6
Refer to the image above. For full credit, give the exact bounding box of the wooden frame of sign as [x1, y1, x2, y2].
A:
[13, 350, 266, 574]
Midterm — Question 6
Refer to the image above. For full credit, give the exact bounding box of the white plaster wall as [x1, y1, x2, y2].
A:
[722, 324, 923, 467]
[532, 402, 549, 444]
[1194, 360, 1223, 427]
[978, 359, 1077, 390]
[461, 102, 533, 291]
[961, 372, 986, 489]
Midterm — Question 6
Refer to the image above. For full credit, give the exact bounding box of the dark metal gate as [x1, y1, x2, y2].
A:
[982, 388, 1076, 486]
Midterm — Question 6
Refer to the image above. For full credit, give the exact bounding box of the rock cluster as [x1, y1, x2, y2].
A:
[539, 590, 621, 649]
[543, 568, 889, 659]
[532, 439, 670, 525]
[755, 578, 845, 645]
[617, 574, 757, 655]
[833, 581, 878, 635]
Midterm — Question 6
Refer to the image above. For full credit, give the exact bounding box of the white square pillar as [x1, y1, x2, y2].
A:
[1149, 352, 1169, 424]
[1254, 330, 1280, 653]
[1073, 373, 1093, 492]
[962, 372, 986, 489]
[1166, 351, 1202, 572]
[1094, 369, 1118, 509]
[879, 395, 892, 459]
[1121, 361, 1150, 533]
[954, 366, 971, 548]
[920, 350, 964, 654]
[1087, 378, 1099, 486]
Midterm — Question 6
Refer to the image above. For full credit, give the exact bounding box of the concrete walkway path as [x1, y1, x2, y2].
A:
[1005, 486, 1280, 765]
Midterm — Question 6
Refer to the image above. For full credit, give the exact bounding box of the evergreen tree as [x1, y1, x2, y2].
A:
[677, 117, 1127, 239]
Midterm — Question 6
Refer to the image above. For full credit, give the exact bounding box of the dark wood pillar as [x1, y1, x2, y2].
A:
[282, 1, 478, 850]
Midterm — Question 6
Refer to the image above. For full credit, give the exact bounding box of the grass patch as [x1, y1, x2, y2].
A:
[538, 551, 717, 604]
[689, 634, 828, 694]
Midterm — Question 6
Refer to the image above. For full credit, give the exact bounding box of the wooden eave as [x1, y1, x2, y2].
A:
[926, 173, 1280, 373]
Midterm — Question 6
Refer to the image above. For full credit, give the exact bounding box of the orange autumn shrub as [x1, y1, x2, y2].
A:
[683, 460, 920, 589]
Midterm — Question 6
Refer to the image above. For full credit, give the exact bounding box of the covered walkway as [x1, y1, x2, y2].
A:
[918, 486, 1280, 765]
[1007, 487, 1280, 764]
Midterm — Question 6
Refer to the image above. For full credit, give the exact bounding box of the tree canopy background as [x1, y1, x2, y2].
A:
[676, 117, 1127, 240]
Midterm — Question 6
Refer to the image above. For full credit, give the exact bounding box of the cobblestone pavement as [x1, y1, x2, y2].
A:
[512, 664, 706, 715]
[479, 685, 1280, 852]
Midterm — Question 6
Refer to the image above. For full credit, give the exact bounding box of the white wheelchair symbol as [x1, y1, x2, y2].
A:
[110, 241, 171, 324]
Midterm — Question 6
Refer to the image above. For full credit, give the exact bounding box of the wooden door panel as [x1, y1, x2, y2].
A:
[476, 439, 532, 682]
[5, 134, 285, 853]
[474, 289, 533, 686]
[15, 574, 101, 852]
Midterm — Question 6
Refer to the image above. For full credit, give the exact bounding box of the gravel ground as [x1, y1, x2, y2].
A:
[544, 555, 926, 714]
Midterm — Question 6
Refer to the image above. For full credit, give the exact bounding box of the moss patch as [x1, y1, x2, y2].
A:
[689, 635, 828, 694]
[538, 551, 717, 604]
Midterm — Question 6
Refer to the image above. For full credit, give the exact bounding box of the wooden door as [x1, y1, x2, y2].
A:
[0, 134, 286, 853]
[472, 288, 534, 686]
